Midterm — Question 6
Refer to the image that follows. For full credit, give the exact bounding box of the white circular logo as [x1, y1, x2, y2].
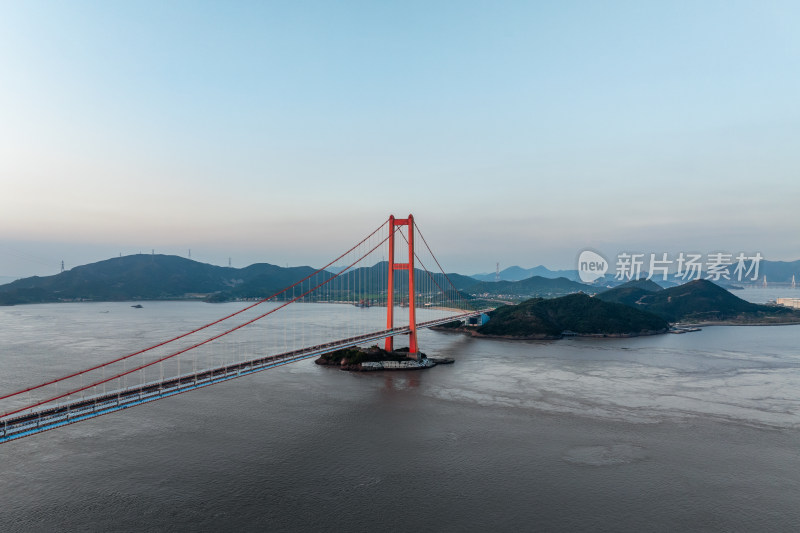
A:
[577, 250, 608, 283]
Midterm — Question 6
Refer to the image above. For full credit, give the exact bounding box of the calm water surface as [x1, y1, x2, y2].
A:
[736, 286, 800, 304]
[1, 302, 799, 532]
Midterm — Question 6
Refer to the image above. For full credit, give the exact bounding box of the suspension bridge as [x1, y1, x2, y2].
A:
[1, 215, 489, 444]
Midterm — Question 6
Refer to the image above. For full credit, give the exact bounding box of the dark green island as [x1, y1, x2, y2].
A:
[458, 292, 669, 339]
[315, 346, 454, 371]
[436, 279, 800, 340]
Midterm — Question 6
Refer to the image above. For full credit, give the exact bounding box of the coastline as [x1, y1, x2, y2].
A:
[430, 325, 668, 340]
[678, 319, 800, 327]
[432, 318, 800, 342]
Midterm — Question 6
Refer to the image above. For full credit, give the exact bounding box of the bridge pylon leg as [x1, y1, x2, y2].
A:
[386, 216, 395, 353]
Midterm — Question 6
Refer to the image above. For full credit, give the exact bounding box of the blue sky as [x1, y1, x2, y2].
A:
[1, 1, 798, 277]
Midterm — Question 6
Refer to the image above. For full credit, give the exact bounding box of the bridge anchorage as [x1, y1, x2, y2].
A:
[1, 214, 490, 443]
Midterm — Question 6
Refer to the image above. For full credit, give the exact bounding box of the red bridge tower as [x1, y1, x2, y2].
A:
[385, 214, 418, 357]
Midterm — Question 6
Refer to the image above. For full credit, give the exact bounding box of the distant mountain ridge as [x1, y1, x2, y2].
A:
[758, 259, 800, 283]
[3, 254, 800, 308]
[466, 276, 589, 299]
[471, 265, 580, 282]
[213, 260, 477, 303]
[472, 259, 800, 285]
[0, 254, 319, 305]
[0, 254, 476, 306]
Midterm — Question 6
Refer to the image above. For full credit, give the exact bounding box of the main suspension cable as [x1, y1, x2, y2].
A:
[0, 220, 389, 402]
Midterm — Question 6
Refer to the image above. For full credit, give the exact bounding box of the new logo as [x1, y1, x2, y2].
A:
[578, 250, 608, 283]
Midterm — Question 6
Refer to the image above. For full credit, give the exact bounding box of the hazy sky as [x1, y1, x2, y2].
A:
[1, 0, 798, 278]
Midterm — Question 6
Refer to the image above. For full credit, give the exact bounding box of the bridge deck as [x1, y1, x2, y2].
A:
[1, 311, 486, 444]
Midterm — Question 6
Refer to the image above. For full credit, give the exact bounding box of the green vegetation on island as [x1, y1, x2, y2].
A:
[315, 346, 423, 369]
[594, 278, 663, 307]
[597, 279, 800, 324]
[476, 293, 669, 338]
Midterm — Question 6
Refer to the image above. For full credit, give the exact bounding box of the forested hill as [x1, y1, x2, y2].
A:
[0, 255, 318, 305]
[477, 293, 669, 338]
[595, 278, 663, 307]
[0, 254, 476, 306]
[598, 279, 799, 323]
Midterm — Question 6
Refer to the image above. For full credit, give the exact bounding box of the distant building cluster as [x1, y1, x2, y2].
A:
[776, 298, 800, 309]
